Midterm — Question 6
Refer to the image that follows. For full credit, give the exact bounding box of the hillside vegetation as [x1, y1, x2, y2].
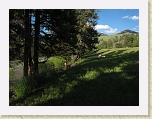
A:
[10, 47, 139, 106]
[98, 34, 123, 41]
[97, 30, 139, 49]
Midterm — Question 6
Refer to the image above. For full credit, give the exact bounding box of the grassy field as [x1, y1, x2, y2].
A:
[9, 47, 139, 106]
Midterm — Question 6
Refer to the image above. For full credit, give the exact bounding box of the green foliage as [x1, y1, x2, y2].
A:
[115, 43, 122, 48]
[100, 40, 107, 49]
[38, 56, 69, 77]
[98, 34, 123, 42]
[38, 61, 55, 77]
[9, 9, 25, 61]
[75, 9, 99, 53]
[107, 39, 113, 48]
[97, 33, 139, 49]
[47, 57, 64, 69]
[14, 77, 37, 98]
[10, 9, 100, 77]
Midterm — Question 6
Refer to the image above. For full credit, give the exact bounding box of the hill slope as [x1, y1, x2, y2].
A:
[98, 29, 138, 42]
[117, 29, 138, 34]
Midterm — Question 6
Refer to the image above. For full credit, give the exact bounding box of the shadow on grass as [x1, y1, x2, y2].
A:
[36, 50, 139, 106]
[36, 71, 139, 106]
[10, 48, 139, 106]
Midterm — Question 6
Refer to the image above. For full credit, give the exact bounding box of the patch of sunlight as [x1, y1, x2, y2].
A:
[97, 49, 109, 54]
[101, 66, 122, 73]
[120, 72, 136, 80]
[81, 70, 100, 81]
[76, 58, 85, 64]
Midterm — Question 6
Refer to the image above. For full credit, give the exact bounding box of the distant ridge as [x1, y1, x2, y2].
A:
[117, 29, 138, 34]
[98, 29, 138, 36]
[98, 32, 108, 36]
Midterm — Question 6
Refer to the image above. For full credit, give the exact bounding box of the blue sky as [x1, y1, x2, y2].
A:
[95, 9, 139, 35]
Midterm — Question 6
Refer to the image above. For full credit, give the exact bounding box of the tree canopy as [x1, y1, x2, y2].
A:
[9, 9, 100, 77]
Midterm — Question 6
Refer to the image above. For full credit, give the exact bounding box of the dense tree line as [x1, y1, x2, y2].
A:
[96, 33, 139, 49]
[9, 9, 99, 77]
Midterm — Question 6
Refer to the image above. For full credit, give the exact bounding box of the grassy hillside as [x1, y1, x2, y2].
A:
[10, 47, 139, 106]
[98, 30, 138, 42]
[98, 33, 123, 41]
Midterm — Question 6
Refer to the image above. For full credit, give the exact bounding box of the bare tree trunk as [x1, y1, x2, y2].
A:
[28, 10, 33, 76]
[71, 54, 78, 67]
[33, 9, 40, 76]
[24, 9, 30, 77]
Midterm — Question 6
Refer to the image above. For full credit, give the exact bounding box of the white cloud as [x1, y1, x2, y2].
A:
[95, 24, 118, 34]
[132, 27, 139, 32]
[105, 28, 118, 34]
[129, 16, 139, 21]
[122, 15, 129, 18]
[122, 15, 139, 21]
[95, 25, 110, 30]
[132, 28, 137, 30]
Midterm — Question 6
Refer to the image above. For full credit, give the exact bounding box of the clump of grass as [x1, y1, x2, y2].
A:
[14, 76, 37, 98]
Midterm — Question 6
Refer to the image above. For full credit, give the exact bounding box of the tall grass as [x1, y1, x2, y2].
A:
[14, 77, 37, 98]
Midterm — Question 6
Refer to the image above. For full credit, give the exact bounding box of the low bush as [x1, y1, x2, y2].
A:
[47, 56, 64, 69]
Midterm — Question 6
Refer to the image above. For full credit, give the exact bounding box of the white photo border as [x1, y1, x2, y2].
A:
[0, 0, 148, 115]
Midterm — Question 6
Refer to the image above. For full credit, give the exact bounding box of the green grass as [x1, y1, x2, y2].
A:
[9, 47, 139, 106]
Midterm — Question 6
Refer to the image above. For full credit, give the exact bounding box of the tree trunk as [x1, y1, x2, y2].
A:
[28, 10, 33, 76]
[71, 54, 78, 67]
[24, 9, 30, 77]
[33, 10, 40, 76]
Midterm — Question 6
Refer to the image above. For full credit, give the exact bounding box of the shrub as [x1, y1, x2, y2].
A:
[48, 57, 64, 68]
[39, 62, 55, 77]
